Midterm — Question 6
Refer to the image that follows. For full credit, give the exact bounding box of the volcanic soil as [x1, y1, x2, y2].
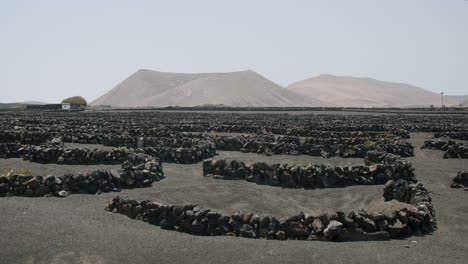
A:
[0, 133, 467, 264]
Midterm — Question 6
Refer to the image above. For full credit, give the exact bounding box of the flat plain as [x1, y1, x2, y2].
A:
[0, 110, 467, 264]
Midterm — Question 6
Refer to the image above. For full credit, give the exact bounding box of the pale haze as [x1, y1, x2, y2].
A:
[1, 0, 467, 103]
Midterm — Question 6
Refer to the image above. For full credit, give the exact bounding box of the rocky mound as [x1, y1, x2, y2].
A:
[451, 171, 468, 189]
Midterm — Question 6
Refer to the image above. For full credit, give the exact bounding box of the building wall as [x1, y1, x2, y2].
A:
[27, 104, 62, 110]
[70, 104, 82, 110]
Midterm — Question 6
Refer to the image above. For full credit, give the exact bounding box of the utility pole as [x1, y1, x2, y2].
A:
[440, 92, 444, 110]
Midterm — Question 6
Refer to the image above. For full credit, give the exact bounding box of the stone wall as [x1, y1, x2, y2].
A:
[105, 194, 435, 241]
[0, 142, 216, 165]
[63, 132, 104, 144]
[451, 171, 468, 189]
[202, 151, 415, 189]
[0, 143, 30, 158]
[118, 155, 165, 188]
[0, 131, 53, 145]
[0, 154, 164, 197]
[382, 179, 436, 233]
[101, 134, 205, 148]
[140, 143, 216, 164]
[103, 150, 435, 242]
[214, 135, 414, 158]
[434, 132, 468, 140]
[26, 145, 131, 164]
[422, 140, 468, 159]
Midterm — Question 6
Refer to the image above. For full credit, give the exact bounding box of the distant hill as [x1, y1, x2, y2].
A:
[91, 69, 326, 107]
[288, 74, 466, 108]
[0, 101, 47, 109]
[446, 95, 468, 107]
[21, 101, 47, 105]
[460, 97, 468, 107]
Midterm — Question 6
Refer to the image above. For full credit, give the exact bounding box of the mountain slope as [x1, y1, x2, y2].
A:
[288, 74, 464, 107]
[91, 70, 224, 106]
[91, 69, 325, 107]
[460, 98, 468, 107]
[0, 101, 47, 109]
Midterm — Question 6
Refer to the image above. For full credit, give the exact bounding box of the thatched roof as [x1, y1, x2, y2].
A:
[61, 96, 87, 106]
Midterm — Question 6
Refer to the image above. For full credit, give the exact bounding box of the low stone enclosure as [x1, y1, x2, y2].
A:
[213, 134, 414, 158]
[140, 143, 215, 164]
[0, 145, 436, 241]
[100, 133, 414, 159]
[0, 135, 414, 165]
[434, 132, 468, 140]
[0, 142, 216, 165]
[0, 128, 415, 160]
[0, 131, 53, 145]
[106, 184, 434, 242]
[1, 111, 452, 242]
[202, 151, 414, 188]
[0, 143, 28, 158]
[0, 131, 217, 164]
[0, 143, 132, 164]
[451, 171, 468, 189]
[105, 151, 436, 242]
[422, 140, 468, 159]
[0, 153, 164, 197]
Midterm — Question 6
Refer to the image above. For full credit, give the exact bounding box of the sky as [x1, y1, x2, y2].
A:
[1, 0, 467, 103]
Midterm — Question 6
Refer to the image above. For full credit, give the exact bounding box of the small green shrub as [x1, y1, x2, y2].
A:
[2, 168, 33, 176]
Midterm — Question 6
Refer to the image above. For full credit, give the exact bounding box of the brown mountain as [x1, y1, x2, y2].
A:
[288, 74, 465, 108]
[0, 101, 47, 109]
[91, 69, 326, 107]
[460, 98, 468, 107]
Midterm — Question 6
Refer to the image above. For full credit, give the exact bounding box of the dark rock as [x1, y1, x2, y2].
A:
[387, 219, 406, 238]
[324, 220, 343, 240]
[452, 171, 468, 188]
[318, 213, 331, 226]
[311, 218, 324, 234]
[337, 228, 391, 241]
[240, 224, 256, 238]
[282, 221, 309, 239]
[27, 178, 40, 190]
[376, 219, 389, 231]
[275, 231, 286, 240]
[353, 214, 377, 233]
[34, 186, 51, 196]
[191, 218, 208, 235]
[118, 204, 137, 219]
[56, 190, 69, 197]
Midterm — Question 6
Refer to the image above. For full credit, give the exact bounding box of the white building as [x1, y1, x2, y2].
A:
[62, 103, 71, 110]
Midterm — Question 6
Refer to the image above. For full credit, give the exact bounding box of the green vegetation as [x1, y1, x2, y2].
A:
[2, 168, 33, 176]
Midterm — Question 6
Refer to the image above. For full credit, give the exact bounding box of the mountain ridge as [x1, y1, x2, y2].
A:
[91, 69, 326, 107]
[288, 74, 466, 107]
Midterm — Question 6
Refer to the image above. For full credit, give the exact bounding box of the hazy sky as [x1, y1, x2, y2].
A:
[1, 0, 467, 103]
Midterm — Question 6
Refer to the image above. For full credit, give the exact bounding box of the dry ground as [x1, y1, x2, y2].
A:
[0, 133, 467, 264]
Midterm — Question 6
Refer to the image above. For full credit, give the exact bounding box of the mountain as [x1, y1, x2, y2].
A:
[459, 97, 468, 107]
[0, 101, 47, 109]
[91, 69, 326, 107]
[446, 95, 468, 107]
[288, 74, 465, 108]
[20, 101, 47, 105]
